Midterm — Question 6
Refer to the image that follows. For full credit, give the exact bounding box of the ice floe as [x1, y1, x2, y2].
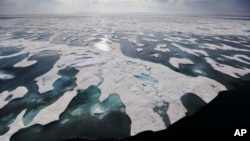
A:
[154, 44, 170, 53]
[221, 54, 250, 65]
[13, 60, 37, 67]
[172, 43, 209, 56]
[169, 58, 194, 69]
[142, 37, 158, 42]
[150, 53, 160, 58]
[0, 71, 14, 80]
[205, 57, 250, 78]
[30, 91, 77, 125]
[136, 48, 144, 53]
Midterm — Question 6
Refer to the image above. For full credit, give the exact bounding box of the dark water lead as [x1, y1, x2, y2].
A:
[0, 66, 78, 135]
[0, 50, 76, 135]
[181, 93, 207, 116]
[0, 46, 23, 56]
[0, 50, 60, 93]
[153, 101, 171, 127]
[10, 85, 131, 141]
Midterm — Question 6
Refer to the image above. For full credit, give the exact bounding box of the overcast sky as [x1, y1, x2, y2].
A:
[0, 0, 249, 15]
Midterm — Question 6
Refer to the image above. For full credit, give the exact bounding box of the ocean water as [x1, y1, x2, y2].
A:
[0, 15, 249, 140]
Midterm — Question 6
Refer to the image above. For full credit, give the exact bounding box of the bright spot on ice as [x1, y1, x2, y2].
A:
[0, 71, 15, 80]
[95, 38, 112, 52]
[95, 44, 111, 51]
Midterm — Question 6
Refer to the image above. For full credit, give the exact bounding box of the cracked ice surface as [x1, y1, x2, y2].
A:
[0, 15, 250, 140]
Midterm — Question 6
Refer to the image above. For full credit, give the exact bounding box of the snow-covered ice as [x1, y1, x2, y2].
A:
[169, 58, 194, 69]
[154, 44, 170, 53]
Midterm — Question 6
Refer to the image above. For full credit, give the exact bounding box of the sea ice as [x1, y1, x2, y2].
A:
[169, 58, 194, 69]
[0, 15, 249, 140]
[150, 53, 160, 58]
[90, 104, 108, 119]
[205, 57, 250, 78]
[154, 44, 170, 53]
[95, 38, 112, 52]
[0, 71, 15, 80]
[13, 60, 37, 67]
[136, 48, 144, 53]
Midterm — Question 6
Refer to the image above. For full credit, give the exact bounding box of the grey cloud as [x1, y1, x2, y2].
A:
[185, 0, 250, 15]
[0, 0, 249, 15]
